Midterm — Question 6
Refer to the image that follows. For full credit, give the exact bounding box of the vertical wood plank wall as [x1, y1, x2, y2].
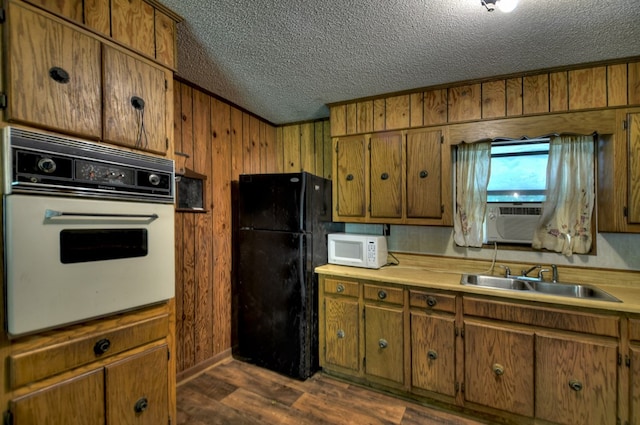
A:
[173, 80, 331, 375]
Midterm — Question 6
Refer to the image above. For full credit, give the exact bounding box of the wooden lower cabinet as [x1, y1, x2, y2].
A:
[364, 304, 404, 384]
[319, 275, 625, 424]
[10, 345, 169, 425]
[324, 296, 360, 372]
[411, 312, 456, 396]
[630, 345, 640, 424]
[10, 369, 105, 425]
[535, 333, 618, 425]
[464, 320, 534, 417]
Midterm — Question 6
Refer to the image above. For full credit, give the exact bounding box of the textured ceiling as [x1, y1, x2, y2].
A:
[159, 0, 640, 125]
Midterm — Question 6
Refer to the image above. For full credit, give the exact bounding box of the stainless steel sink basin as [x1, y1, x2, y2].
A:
[460, 274, 621, 302]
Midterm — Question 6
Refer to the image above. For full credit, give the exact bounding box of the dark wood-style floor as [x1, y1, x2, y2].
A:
[177, 358, 491, 425]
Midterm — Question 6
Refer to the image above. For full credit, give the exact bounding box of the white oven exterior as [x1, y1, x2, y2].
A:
[4, 194, 175, 336]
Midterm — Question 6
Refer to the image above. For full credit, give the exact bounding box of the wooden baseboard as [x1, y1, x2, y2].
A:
[176, 349, 232, 384]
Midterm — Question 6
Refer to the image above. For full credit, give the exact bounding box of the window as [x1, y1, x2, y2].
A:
[487, 139, 549, 203]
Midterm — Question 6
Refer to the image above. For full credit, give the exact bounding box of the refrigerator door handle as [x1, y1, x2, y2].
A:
[298, 235, 306, 300]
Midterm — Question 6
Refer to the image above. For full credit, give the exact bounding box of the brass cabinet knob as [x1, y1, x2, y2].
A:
[337, 329, 345, 339]
[378, 290, 387, 300]
[427, 350, 438, 360]
[378, 339, 388, 349]
[336, 284, 345, 293]
[568, 379, 583, 391]
[492, 363, 505, 376]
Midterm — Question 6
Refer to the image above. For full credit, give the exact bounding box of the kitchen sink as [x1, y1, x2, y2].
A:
[460, 274, 621, 302]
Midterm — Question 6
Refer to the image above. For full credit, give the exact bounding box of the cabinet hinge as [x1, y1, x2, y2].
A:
[3, 410, 13, 425]
[165, 79, 168, 91]
[623, 119, 628, 130]
[368, 205, 371, 213]
[335, 142, 339, 153]
[454, 326, 459, 337]
[0, 8, 5, 24]
[168, 349, 171, 361]
[461, 383, 465, 393]
[441, 205, 444, 214]
[626, 355, 631, 368]
[362, 308, 366, 319]
[165, 138, 169, 150]
[0, 93, 7, 109]
[461, 327, 464, 338]
[455, 382, 460, 393]
[618, 354, 623, 365]
[624, 206, 628, 218]
[368, 141, 371, 150]
[363, 357, 366, 368]
[440, 135, 444, 144]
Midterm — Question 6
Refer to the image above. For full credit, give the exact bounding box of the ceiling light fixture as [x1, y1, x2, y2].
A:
[481, 0, 519, 13]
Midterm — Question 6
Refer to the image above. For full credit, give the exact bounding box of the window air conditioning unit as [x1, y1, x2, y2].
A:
[484, 203, 542, 244]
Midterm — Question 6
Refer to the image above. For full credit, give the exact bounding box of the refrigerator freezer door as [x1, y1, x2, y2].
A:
[238, 172, 308, 232]
[234, 228, 316, 379]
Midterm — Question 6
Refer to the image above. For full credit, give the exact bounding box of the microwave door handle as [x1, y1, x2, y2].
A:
[45, 209, 159, 221]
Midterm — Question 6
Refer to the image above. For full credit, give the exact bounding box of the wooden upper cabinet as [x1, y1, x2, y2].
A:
[25, 0, 83, 21]
[628, 112, 640, 224]
[535, 333, 618, 425]
[103, 45, 168, 154]
[155, 9, 177, 69]
[370, 132, 402, 218]
[335, 135, 367, 218]
[406, 129, 442, 219]
[110, 0, 155, 58]
[5, 2, 102, 139]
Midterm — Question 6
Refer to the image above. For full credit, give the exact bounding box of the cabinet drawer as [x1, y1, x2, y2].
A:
[9, 314, 168, 389]
[630, 318, 640, 342]
[325, 279, 359, 297]
[364, 284, 403, 305]
[410, 290, 456, 313]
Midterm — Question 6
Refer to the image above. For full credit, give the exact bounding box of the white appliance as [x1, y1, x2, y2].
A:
[328, 233, 388, 269]
[2, 127, 175, 337]
[484, 203, 542, 244]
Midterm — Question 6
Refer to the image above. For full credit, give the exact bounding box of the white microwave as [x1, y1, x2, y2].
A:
[327, 233, 388, 269]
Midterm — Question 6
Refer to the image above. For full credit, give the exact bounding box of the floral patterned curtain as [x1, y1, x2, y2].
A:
[532, 134, 595, 255]
[454, 141, 491, 247]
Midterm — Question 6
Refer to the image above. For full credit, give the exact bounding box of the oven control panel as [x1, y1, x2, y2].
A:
[4, 127, 174, 203]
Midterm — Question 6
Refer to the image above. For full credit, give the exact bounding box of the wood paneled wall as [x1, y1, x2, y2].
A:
[173, 80, 331, 376]
[330, 60, 640, 137]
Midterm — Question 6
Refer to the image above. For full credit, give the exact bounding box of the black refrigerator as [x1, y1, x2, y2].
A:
[233, 172, 343, 379]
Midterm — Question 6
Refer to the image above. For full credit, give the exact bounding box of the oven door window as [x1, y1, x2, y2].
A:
[60, 229, 148, 264]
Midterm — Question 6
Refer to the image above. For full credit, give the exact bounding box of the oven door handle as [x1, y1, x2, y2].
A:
[44, 209, 159, 221]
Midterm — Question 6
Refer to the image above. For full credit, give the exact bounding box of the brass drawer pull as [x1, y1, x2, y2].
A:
[492, 363, 505, 376]
[336, 284, 345, 293]
[569, 379, 583, 391]
[378, 339, 388, 349]
[427, 350, 438, 360]
[337, 329, 345, 339]
[378, 290, 387, 300]
[426, 296, 437, 307]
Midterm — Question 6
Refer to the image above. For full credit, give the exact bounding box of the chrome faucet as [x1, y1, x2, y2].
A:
[499, 265, 511, 277]
[521, 265, 541, 278]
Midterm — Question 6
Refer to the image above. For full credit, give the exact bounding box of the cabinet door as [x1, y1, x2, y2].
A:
[110, 0, 155, 58]
[335, 136, 367, 217]
[630, 345, 640, 425]
[406, 130, 442, 218]
[464, 321, 534, 417]
[628, 112, 640, 224]
[370, 132, 402, 218]
[364, 304, 404, 384]
[6, 2, 102, 139]
[105, 344, 169, 425]
[10, 369, 105, 425]
[103, 46, 168, 155]
[535, 334, 617, 425]
[411, 312, 455, 396]
[324, 297, 360, 371]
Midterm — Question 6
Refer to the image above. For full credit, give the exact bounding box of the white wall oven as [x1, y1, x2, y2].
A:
[2, 127, 175, 337]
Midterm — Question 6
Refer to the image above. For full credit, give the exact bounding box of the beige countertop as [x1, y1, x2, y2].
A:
[315, 253, 640, 314]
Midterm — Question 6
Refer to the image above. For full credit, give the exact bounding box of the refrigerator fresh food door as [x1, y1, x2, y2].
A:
[235, 228, 316, 379]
